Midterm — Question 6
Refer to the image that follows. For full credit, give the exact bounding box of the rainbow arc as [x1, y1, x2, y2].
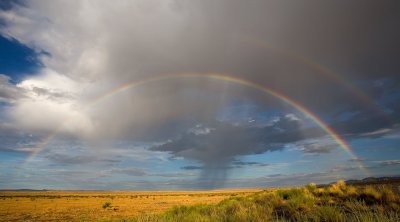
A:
[25, 73, 369, 175]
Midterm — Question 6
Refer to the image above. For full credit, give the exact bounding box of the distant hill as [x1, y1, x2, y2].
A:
[315, 176, 400, 188]
[345, 176, 400, 185]
[0, 189, 49, 192]
[2, 176, 400, 191]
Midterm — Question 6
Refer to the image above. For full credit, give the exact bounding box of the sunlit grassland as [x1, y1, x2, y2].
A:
[128, 181, 400, 222]
[0, 189, 259, 221]
[1, 182, 399, 221]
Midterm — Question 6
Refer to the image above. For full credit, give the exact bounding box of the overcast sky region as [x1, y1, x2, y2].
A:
[0, 0, 400, 190]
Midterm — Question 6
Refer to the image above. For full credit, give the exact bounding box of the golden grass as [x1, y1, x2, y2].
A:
[0, 189, 260, 221]
[137, 181, 399, 222]
[2, 181, 399, 221]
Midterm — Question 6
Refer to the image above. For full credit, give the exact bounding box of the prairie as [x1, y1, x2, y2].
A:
[0, 189, 259, 221]
[131, 180, 400, 222]
[1, 181, 400, 221]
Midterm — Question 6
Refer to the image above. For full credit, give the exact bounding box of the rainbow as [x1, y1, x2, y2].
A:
[241, 36, 390, 122]
[25, 130, 59, 163]
[25, 73, 368, 174]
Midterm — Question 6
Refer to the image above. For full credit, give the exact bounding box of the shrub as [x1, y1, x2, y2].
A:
[306, 182, 317, 193]
[381, 186, 396, 204]
[336, 179, 346, 189]
[343, 185, 358, 197]
[102, 201, 111, 209]
[359, 186, 382, 204]
[274, 188, 315, 219]
[276, 188, 305, 200]
[327, 180, 347, 197]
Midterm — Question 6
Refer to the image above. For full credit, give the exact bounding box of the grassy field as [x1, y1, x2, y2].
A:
[0, 189, 259, 221]
[1, 181, 399, 221]
[131, 181, 400, 222]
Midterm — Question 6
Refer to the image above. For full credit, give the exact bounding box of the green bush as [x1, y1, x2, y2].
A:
[102, 201, 112, 209]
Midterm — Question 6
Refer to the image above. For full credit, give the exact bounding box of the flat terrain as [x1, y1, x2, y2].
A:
[1, 180, 399, 222]
[0, 189, 260, 221]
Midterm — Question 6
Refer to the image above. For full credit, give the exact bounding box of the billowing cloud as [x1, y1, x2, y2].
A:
[152, 115, 306, 163]
[0, 0, 400, 189]
[152, 115, 315, 187]
[0, 0, 398, 142]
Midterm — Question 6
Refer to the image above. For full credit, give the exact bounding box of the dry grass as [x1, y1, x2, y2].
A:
[137, 181, 399, 222]
[1, 181, 399, 222]
[0, 189, 260, 221]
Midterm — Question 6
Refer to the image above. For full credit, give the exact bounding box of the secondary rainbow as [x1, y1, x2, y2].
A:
[242, 36, 390, 122]
[25, 73, 368, 174]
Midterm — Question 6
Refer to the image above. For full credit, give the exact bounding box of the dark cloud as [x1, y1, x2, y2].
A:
[1, 0, 400, 189]
[231, 160, 269, 168]
[181, 161, 269, 171]
[46, 153, 119, 165]
[151, 172, 195, 178]
[153, 115, 310, 188]
[181, 166, 203, 170]
[332, 112, 397, 139]
[152, 115, 306, 164]
[276, 1, 400, 79]
[2, 0, 399, 142]
[1, 0, 399, 144]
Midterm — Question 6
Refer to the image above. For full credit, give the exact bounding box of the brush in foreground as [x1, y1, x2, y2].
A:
[129, 180, 399, 222]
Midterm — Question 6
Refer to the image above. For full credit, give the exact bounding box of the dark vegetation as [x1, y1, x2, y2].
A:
[103, 201, 112, 209]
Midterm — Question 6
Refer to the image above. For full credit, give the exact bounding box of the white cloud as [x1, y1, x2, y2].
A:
[291, 137, 338, 154]
[284, 113, 301, 122]
[17, 70, 80, 97]
[1, 0, 393, 159]
[187, 124, 215, 135]
[8, 69, 94, 135]
[360, 128, 393, 137]
[0, 0, 238, 141]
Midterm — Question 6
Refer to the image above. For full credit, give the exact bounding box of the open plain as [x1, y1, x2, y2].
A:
[0, 189, 260, 221]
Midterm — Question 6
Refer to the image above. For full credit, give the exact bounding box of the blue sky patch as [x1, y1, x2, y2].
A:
[0, 35, 42, 82]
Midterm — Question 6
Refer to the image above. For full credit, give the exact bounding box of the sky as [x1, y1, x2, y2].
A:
[0, 0, 400, 190]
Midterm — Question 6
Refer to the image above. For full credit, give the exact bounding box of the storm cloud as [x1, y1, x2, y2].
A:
[151, 115, 307, 162]
[0, 0, 398, 140]
[0, 0, 400, 189]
